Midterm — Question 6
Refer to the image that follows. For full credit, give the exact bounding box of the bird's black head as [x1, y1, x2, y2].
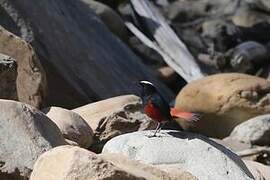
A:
[138, 80, 157, 97]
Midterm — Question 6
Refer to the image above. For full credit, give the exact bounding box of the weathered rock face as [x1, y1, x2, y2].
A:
[175, 73, 270, 138]
[0, 100, 66, 180]
[44, 106, 94, 148]
[0, 53, 17, 100]
[229, 114, 270, 146]
[0, 0, 172, 108]
[73, 95, 156, 152]
[102, 130, 254, 180]
[0, 26, 46, 108]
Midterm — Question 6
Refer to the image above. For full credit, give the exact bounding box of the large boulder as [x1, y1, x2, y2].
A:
[0, 53, 17, 100]
[30, 145, 193, 180]
[0, 0, 172, 108]
[102, 130, 254, 180]
[73, 95, 156, 152]
[0, 26, 46, 108]
[229, 114, 270, 146]
[0, 100, 66, 180]
[175, 73, 270, 138]
[44, 106, 94, 148]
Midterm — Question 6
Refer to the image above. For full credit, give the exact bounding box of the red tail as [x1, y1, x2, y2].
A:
[170, 108, 200, 122]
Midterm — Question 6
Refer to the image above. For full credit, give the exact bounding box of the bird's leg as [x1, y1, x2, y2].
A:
[157, 122, 166, 133]
[153, 122, 161, 137]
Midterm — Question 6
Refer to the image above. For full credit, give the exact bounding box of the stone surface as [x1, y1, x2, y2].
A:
[213, 138, 252, 153]
[175, 73, 270, 138]
[102, 130, 254, 180]
[0, 53, 17, 100]
[73, 95, 156, 152]
[232, 8, 270, 27]
[229, 114, 270, 146]
[0, 0, 172, 108]
[0, 26, 46, 108]
[101, 153, 197, 180]
[244, 160, 270, 180]
[0, 99, 66, 180]
[83, 0, 128, 41]
[44, 106, 94, 148]
[30, 145, 188, 180]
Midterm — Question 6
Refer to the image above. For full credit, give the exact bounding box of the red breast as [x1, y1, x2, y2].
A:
[143, 102, 164, 122]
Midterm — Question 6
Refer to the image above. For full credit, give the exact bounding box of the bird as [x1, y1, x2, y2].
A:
[138, 80, 200, 137]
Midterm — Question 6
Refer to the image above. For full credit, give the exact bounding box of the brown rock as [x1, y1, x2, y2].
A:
[0, 26, 46, 108]
[44, 106, 94, 148]
[73, 95, 156, 152]
[175, 73, 270, 138]
[0, 53, 17, 100]
[30, 145, 139, 180]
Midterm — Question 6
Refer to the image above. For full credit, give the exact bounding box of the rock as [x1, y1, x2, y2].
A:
[73, 95, 156, 152]
[175, 73, 270, 138]
[0, 26, 46, 108]
[229, 41, 269, 73]
[213, 138, 252, 153]
[229, 114, 270, 146]
[0, 53, 17, 100]
[101, 153, 197, 180]
[102, 130, 254, 180]
[0, 0, 173, 108]
[0, 99, 66, 180]
[83, 0, 128, 41]
[244, 160, 270, 180]
[157, 66, 177, 84]
[30, 145, 190, 180]
[44, 106, 94, 148]
[232, 8, 270, 27]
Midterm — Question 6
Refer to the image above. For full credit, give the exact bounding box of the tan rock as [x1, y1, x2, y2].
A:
[0, 26, 46, 108]
[30, 145, 139, 180]
[244, 160, 270, 180]
[232, 8, 270, 27]
[175, 73, 270, 138]
[73, 95, 156, 152]
[101, 153, 197, 180]
[44, 106, 94, 148]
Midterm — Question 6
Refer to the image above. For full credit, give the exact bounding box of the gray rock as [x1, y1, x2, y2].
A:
[0, 0, 173, 108]
[0, 53, 17, 100]
[0, 100, 66, 179]
[103, 130, 254, 180]
[229, 114, 270, 146]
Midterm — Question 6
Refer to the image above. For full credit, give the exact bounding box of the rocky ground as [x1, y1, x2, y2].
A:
[0, 0, 270, 179]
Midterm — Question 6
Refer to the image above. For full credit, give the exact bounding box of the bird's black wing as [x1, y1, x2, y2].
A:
[150, 93, 172, 121]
